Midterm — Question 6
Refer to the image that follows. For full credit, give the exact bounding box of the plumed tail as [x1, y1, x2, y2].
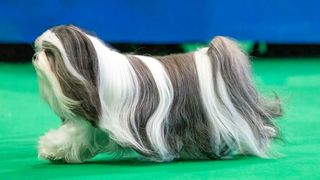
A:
[207, 36, 282, 156]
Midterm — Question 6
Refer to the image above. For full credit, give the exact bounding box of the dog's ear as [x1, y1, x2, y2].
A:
[50, 25, 100, 87]
[34, 26, 101, 126]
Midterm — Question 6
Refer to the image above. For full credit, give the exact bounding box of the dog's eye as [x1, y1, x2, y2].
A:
[60, 117, 66, 123]
[32, 53, 38, 61]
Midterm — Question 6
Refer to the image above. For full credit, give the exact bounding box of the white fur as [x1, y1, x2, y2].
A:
[33, 51, 79, 120]
[34, 32, 108, 163]
[86, 35, 149, 154]
[34, 27, 277, 163]
[134, 55, 174, 161]
[86, 35, 175, 161]
[194, 48, 235, 152]
[194, 47, 267, 157]
[35, 30, 86, 82]
[38, 118, 106, 163]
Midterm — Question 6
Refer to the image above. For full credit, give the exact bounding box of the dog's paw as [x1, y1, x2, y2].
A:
[38, 130, 68, 162]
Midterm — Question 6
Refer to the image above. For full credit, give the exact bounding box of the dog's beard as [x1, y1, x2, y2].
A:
[33, 25, 281, 163]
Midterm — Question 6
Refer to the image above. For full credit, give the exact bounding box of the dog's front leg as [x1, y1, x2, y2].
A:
[38, 118, 108, 163]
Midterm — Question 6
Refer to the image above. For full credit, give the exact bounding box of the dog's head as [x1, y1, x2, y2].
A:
[33, 25, 101, 125]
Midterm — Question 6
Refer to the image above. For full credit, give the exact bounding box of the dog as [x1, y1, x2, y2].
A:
[32, 25, 281, 163]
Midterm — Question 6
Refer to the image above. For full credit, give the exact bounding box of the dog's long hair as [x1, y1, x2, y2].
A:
[33, 25, 281, 163]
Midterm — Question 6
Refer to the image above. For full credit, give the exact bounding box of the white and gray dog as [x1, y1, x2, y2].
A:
[33, 25, 281, 163]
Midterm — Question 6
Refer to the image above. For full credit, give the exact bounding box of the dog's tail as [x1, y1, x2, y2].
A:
[206, 36, 282, 156]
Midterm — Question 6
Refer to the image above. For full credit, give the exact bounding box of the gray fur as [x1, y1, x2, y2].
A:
[43, 25, 101, 126]
[207, 37, 281, 148]
[154, 53, 217, 159]
[126, 55, 160, 155]
[34, 25, 282, 162]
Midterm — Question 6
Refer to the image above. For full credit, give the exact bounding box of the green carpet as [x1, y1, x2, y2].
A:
[0, 58, 319, 179]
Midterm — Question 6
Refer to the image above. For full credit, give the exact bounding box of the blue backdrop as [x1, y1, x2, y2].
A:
[0, 0, 319, 43]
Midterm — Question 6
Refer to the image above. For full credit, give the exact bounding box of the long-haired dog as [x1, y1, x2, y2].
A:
[33, 25, 281, 163]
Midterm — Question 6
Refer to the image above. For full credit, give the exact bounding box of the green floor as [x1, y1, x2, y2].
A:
[0, 58, 319, 179]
